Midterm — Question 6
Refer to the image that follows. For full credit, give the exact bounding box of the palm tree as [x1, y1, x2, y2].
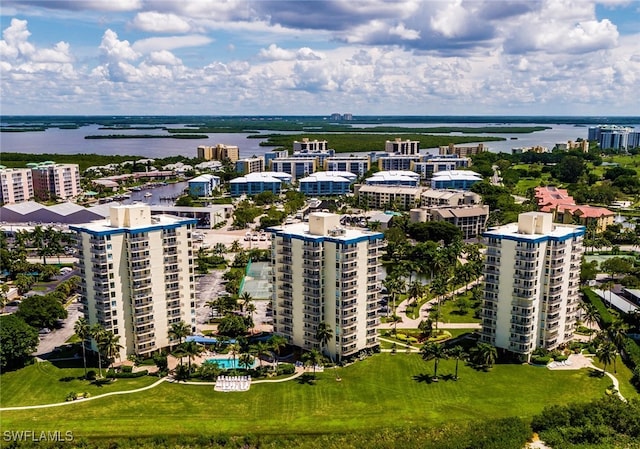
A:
[245, 302, 257, 334]
[239, 292, 253, 313]
[302, 349, 322, 377]
[251, 341, 270, 368]
[389, 314, 402, 336]
[407, 280, 424, 306]
[230, 240, 242, 253]
[315, 322, 334, 359]
[473, 342, 498, 369]
[421, 342, 447, 380]
[168, 321, 191, 350]
[98, 331, 123, 371]
[596, 341, 616, 377]
[181, 340, 203, 373]
[74, 317, 90, 378]
[429, 276, 448, 334]
[213, 242, 226, 256]
[228, 342, 240, 369]
[239, 352, 254, 371]
[269, 335, 287, 370]
[90, 324, 106, 378]
[448, 345, 466, 380]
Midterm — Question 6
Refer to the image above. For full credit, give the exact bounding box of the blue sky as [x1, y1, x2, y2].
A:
[1, 0, 639, 116]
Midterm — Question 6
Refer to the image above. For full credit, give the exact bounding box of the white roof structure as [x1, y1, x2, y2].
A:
[592, 289, 639, 314]
[230, 171, 293, 184]
[430, 170, 482, 182]
[189, 174, 221, 183]
[299, 171, 357, 183]
[365, 170, 421, 184]
[0, 201, 104, 224]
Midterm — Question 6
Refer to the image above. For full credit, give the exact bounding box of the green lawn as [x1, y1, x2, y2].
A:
[1, 354, 613, 439]
[435, 293, 481, 324]
[0, 361, 158, 407]
[591, 354, 639, 401]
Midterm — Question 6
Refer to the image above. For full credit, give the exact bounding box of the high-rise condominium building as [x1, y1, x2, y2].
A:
[0, 167, 34, 204]
[71, 204, 197, 360]
[385, 138, 420, 155]
[197, 144, 240, 162]
[271, 212, 384, 360]
[31, 162, 81, 200]
[480, 212, 584, 360]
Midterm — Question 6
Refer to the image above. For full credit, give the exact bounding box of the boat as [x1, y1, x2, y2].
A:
[131, 187, 142, 192]
[144, 192, 153, 198]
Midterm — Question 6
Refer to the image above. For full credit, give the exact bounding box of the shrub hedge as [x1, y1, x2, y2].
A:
[106, 369, 148, 378]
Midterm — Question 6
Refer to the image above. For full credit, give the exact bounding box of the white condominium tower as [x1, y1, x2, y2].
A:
[271, 212, 384, 361]
[481, 212, 585, 359]
[71, 204, 197, 360]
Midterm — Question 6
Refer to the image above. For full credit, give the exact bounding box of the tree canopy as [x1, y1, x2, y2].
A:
[16, 293, 68, 329]
[0, 315, 39, 370]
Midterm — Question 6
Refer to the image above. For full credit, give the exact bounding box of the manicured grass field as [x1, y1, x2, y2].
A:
[0, 361, 158, 407]
[1, 354, 612, 439]
[436, 294, 481, 324]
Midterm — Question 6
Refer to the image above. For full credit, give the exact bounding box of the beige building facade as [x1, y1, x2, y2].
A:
[354, 185, 426, 210]
[71, 204, 197, 360]
[197, 144, 240, 162]
[31, 163, 81, 200]
[480, 212, 585, 360]
[271, 213, 384, 360]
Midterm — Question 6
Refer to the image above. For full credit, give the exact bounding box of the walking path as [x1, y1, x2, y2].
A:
[378, 278, 483, 330]
[547, 353, 625, 402]
[0, 377, 168, 411]
[0, 366, 309, 411]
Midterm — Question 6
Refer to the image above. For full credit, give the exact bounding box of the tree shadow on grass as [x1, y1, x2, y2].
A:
[588, 368, 606, 378]
[413, 373, 435, 384]
[58, 376, 76, 382]
[296, 373, 317, 385]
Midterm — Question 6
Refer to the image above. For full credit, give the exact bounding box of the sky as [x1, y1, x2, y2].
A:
[1, 0, 639, 116]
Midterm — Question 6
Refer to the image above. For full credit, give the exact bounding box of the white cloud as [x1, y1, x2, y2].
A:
[32, 41, 73, 63]
[132, 11, 192, 33]
[99, 29, 139, 62]
[132, 35, 213, 54]
[389, 23, 420, 40]
[148, 50, 182, 66]
[258, 44, 323, 61]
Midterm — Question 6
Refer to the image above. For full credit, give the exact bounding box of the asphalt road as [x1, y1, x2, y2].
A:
[35, 301, 82, 356]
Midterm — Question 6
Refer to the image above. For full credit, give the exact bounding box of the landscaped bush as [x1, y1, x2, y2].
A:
[105, 369, 148, 378]
[531, 356, 551, 365]
[554, 354, 568, 362]
[581, 287, 614, 327]
[277, 363, 295, 375]
[122, 365, 133, 373]
[575, 325, 594, 335]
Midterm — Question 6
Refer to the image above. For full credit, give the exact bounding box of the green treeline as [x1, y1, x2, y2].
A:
[253, 133, 505, 153]
[84, 134, 208, 139]
[0, 152, 198, 172]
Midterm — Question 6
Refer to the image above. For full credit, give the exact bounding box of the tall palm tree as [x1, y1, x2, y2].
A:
[448, 345, 467, 380]
[239, 352, 254, 371]
[168, 321, 191, 350]
[269, 335, 287, 370]
[407, 280, 424, 306]
[251, 341, 270, 368]
[99, 331, 123, 370]
[302, 349, 322, 377]
[389, 314, 402, 336]
[228, 342, 240, 369]
[316, 322, 334, 359]
[90, 324, 106, 378]
[239, 292, 253, 313]
[429, 276, 448, 334]
[602, 280, 615, 309]
[421, 342, 447, 380]
[74, 317, 90, 378]
[181, 340, 203, 373]
[596, 341, 616, 377]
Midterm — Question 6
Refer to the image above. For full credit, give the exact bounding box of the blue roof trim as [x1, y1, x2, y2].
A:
[483, 226, 585, 243]
[70, 219, 198, 237]
[269, 229, 384, 245]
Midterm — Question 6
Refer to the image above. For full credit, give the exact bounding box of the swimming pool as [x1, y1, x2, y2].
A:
[206, 358, 256, 370]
